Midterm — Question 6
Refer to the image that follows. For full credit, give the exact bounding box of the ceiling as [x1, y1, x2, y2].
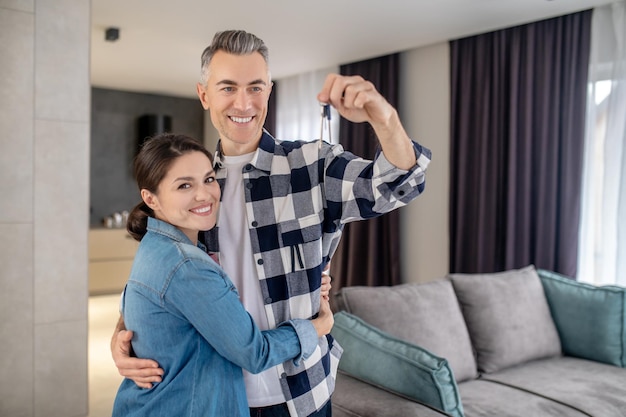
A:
[91, 0, 610, 99]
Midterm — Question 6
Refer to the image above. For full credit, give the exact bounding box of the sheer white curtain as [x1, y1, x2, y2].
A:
[275, 66, 340, 143]
[578, 1, 626, 285]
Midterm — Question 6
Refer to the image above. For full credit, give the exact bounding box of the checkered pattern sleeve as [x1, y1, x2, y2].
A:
[321, 139, 431, 225]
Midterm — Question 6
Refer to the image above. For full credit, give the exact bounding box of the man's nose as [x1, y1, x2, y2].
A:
[233, 90, 251, 110]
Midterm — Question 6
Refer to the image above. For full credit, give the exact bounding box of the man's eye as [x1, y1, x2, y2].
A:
[250, 86, 263, 93]
[222, 87, 234, 92]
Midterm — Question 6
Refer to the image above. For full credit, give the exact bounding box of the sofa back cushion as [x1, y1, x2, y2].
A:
[449, 265, 562, 373]
[337, 279, 478, 382]
[331, 311, 465, 417]
[538, 269, 626, 367]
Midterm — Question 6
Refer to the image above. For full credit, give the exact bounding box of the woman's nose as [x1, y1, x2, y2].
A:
[195, 186, 210, 201]
[196, 184, 217, 201]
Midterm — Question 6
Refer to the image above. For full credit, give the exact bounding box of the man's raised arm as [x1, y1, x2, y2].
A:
[317, 73, 417, 170]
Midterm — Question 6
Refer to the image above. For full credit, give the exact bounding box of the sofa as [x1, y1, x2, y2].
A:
[330, 265, 626, 417]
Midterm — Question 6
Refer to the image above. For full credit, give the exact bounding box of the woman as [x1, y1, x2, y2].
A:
[112, 133, 333, 416]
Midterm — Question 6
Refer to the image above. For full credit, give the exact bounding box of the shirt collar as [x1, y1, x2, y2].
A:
[213, 130, 275, 174]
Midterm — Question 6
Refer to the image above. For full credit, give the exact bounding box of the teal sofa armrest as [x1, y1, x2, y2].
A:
[538, 269, 626, 367]
[331, 311, 464, 417]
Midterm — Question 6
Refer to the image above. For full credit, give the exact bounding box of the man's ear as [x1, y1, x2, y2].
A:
[141, 189, 160, 211]
[196, 83, 210, 110]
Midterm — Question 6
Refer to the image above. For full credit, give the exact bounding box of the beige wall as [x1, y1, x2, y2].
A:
[0, 1, 90, 416]
[400, 42, 451, 284]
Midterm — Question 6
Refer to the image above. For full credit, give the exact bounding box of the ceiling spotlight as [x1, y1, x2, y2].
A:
[105, 27, 120, 42]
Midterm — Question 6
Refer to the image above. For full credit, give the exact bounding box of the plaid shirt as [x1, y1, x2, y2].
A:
[200, 132, 431, 416]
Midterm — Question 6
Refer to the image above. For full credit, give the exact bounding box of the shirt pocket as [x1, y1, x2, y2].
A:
[279, 213, 323, 271]
[280, 213, 322, 245]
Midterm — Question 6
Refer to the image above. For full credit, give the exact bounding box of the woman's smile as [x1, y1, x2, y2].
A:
[190, 203, 214, 215]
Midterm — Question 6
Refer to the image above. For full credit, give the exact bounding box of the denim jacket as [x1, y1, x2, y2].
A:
[112, 217, 319, 417]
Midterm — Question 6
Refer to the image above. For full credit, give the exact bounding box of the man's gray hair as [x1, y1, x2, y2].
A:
[199, 30, 270, 85]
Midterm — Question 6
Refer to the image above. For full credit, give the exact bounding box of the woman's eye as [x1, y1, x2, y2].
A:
[178, 183, 191, 190]
[205, 176, 216, 184]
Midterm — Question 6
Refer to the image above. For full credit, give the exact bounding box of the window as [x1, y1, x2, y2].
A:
[275, 67, 340, 143]
[577, 2, 626, 286]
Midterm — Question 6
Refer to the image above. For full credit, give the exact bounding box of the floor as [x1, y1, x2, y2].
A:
[88, 294, 124, 417]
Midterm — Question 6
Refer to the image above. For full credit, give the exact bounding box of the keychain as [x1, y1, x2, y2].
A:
[319, 102, 331, 149]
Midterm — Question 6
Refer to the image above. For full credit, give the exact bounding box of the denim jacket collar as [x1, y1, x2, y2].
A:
[146, 217, 206, 251]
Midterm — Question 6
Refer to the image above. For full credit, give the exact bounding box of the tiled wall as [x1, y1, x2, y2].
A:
[0, 1, 90, 416]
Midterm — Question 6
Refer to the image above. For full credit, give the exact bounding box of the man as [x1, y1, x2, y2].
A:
[112, 30, 431, 417]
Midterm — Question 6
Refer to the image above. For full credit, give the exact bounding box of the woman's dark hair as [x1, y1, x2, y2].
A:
[127, 133, 213, 241]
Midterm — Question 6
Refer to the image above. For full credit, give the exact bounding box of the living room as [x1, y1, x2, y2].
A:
[2, 0, 624, 416]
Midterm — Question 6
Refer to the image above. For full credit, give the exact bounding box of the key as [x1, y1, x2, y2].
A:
[319, 103, 331, 149]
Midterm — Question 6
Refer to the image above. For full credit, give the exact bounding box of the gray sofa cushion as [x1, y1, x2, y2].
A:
[337, 279, 478, 382]
[538, 268, 626, 367]
[331, 312, 464, 417]
[449, 265, 561, 373]
[458, 379, 590, 417]
[333, 371, 452, 417]
[479, 357, 626, 417]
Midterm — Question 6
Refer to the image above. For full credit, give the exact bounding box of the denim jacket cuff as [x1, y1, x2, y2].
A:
[282, 319, 318, 366]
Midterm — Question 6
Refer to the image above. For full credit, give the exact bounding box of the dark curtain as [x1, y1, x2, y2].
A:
[330, 53, 401, 296]
[264, 80, 277, 135]
[449, 10, 592, 276]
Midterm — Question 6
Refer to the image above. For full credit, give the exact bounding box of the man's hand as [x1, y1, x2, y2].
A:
[111, 317, 164, 389]
[317, 73, 415, 170]
[317, 74, 393, 127]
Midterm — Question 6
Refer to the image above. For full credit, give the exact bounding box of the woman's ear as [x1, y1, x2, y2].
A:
[141, 189, 160, 211]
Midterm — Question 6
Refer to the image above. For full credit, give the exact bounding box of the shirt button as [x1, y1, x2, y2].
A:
[257, 259, 264, 265]
[245, 164, 253, 171]
[246, 183, 253, 189]
[251, 221, 258, 227]
[399, 190, 405, 196]
[265, 297, 272, 304]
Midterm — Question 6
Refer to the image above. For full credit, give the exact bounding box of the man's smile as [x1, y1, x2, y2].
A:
[230, 116, 253, 123]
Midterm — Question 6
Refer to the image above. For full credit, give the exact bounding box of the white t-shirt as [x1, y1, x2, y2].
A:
[218, 153, 285, 407]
